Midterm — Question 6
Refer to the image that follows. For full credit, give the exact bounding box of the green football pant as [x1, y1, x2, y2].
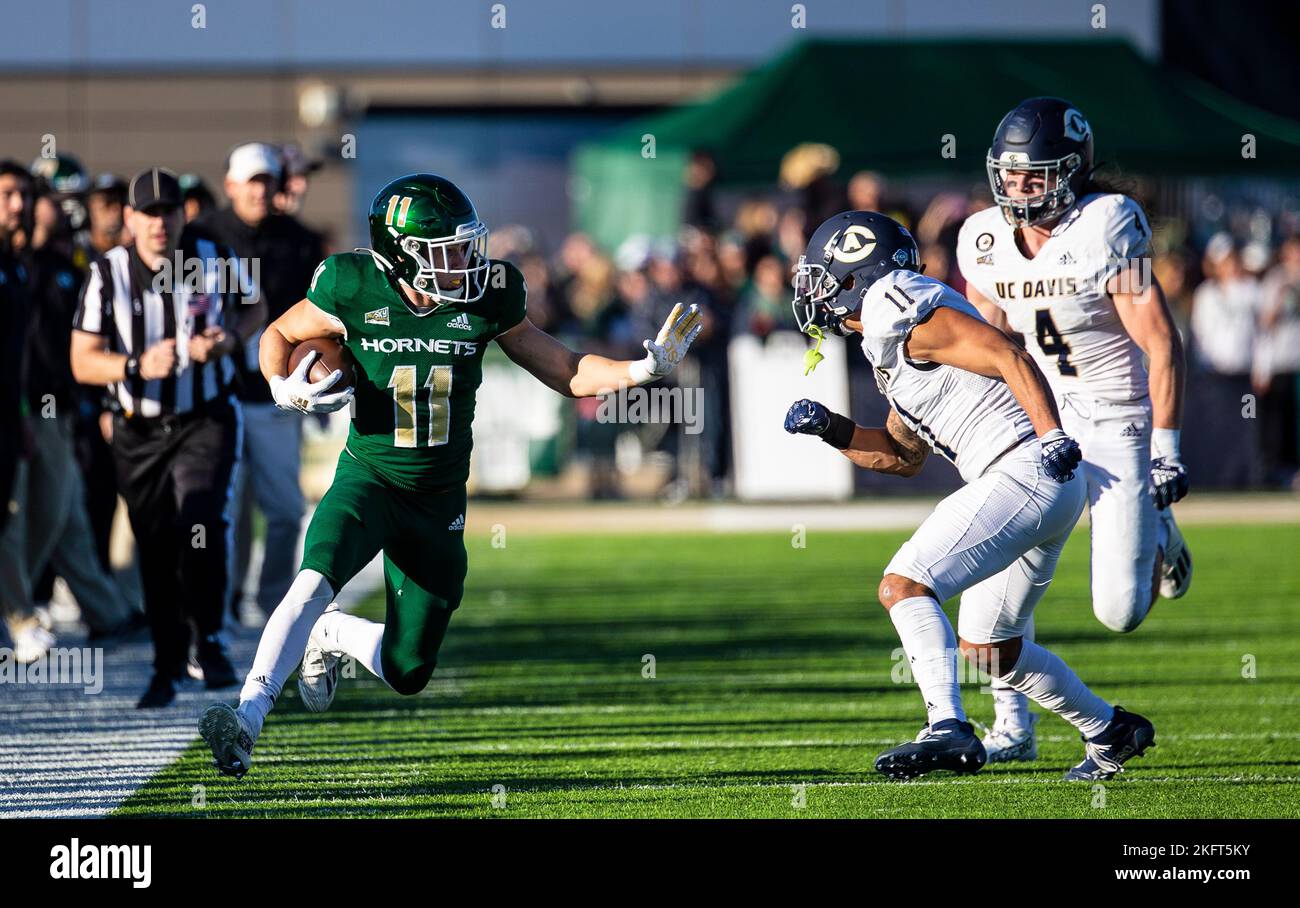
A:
[300, 452, 467, 695]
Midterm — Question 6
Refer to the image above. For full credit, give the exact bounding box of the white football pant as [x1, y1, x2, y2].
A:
[1059, 393, 1160, 633]
[885, 442, 1087, 645]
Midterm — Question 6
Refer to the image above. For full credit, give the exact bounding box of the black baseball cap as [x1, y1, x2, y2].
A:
[128, 167, 182, 212]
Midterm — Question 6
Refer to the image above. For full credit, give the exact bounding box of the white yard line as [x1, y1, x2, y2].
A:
[464, 492, 1300, 535]
[0, 546, 385, 820]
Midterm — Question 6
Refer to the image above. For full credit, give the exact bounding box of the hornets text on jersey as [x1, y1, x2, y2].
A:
[305, 252, 527, 492]
[956, 193, 1152, 402]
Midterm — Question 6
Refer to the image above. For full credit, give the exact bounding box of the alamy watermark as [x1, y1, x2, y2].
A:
[595, 384, 703, 435]
[49, 838, 150, 888]
[150, 252, 261, 306]
[1, 646, 104, 694]
[891, 646, 1002, 691]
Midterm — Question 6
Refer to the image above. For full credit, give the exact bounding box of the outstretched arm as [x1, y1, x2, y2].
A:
[496, 303, 702, 398]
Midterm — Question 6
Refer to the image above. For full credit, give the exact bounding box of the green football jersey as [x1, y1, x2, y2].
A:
[306, 252, 527, 492]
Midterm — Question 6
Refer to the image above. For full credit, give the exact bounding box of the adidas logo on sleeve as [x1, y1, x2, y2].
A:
[448, 513, 465, 531]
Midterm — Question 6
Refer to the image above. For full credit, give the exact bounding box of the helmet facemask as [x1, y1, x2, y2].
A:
[792, 256, 856, 336]
[391, 220, 491, 305]
[791, 245, 920, 336]
[986, 152, 1084, 228]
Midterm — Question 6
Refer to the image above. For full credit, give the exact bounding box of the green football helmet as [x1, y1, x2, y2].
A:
[30, 153, 90, 230]
[364, 173, 490, 305]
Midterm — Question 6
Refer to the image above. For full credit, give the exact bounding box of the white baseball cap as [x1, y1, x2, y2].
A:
[1204, 232, 1236, 264]
[226, 143, 283, 183]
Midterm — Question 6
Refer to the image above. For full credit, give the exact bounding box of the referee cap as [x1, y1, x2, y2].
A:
[128, 167, 182, 212]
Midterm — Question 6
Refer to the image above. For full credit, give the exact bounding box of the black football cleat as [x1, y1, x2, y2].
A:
[875, 719, 987, 781]
[1064, 706, 1155, 781]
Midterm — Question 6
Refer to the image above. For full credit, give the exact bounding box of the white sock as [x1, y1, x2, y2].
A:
[889, 596, 965, 725]
[317, 609, 388, 686]
[998, 639, 1114, 739]
[990, 616, 1033, 731]
[238, 569, 334, 739]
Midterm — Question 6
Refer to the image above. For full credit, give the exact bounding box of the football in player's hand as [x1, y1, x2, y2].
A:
[289, 338, 354, 391]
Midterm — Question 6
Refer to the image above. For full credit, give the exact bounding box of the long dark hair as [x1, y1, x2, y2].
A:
[1080, 163, 1141, 204]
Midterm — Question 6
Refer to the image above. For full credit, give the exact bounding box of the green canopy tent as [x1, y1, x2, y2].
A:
[572, 38, 1300, 251]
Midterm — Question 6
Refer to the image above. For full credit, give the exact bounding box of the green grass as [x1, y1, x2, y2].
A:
[118, 523, 1300, 818]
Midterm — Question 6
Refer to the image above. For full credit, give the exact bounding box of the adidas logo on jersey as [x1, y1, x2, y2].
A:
[447, 313, 473, 331]
[365, 307, 390, 326]
[976, 253, 994, 266]
[1058, 251, 1076, 265]
[448, 513, 465, 531]
[1121, 422, 1143, 438]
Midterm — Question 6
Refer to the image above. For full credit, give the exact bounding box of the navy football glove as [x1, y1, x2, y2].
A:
[1040, 428, 1082, 483]
[1149, 456, 1189, 510]
[784, 399, 831, 436]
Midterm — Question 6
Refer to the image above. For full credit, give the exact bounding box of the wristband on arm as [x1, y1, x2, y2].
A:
[821, 411, 857, 450]
[1151, 427, 1181, 462]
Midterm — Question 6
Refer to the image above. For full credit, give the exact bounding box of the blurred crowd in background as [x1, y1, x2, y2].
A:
[2, 137, 1299, 680]
[495, 145, 1300, 498]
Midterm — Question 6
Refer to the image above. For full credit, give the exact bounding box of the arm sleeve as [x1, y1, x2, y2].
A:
[954, 219, 1001, 306]
[72, 259, 108, 335]
[492, 261, 529, 337]
[1103, 195, 1152, 273]
[859, 272, 953, 369]
[305, 255, 343, 320]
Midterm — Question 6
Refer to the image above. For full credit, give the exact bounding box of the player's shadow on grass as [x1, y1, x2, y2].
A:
[321, 715, 902, 742]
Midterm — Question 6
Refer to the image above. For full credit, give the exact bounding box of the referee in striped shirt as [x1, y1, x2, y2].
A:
[71, 168, 266, 708]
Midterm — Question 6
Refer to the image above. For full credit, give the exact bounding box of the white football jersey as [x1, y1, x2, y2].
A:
[956, 193, 1152, 403]
[858, 270, 1036, 483]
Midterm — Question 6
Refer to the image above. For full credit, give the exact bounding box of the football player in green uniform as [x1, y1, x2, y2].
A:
[200, 173, 701, 777]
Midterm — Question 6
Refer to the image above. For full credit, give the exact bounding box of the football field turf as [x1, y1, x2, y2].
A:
[118, 521, 1300, 818]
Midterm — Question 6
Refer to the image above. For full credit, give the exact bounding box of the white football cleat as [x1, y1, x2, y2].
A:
[1158, 509, 1192, 599]
[298, 603, 342, 713]
[199, 702, 257, 779]
[981, 712, 1039, 763]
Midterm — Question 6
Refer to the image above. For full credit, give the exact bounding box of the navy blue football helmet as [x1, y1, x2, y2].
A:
[986, 97, 1094, 228]
[792, 211, 921, 336]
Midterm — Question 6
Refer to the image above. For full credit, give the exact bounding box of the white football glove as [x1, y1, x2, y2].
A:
[270, 350, 354, 414]
[628, 302, 704, 385]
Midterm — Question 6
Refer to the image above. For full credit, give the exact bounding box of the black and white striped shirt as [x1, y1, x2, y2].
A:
[73, 239, 240, 418]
